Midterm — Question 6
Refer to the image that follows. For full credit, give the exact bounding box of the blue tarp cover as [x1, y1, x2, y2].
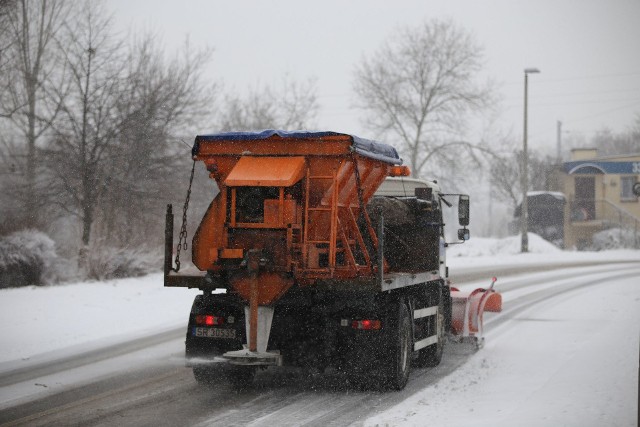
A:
[193, 130, 402, 165]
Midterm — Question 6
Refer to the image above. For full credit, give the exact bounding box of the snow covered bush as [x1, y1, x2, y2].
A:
[86, 245, 161, 281]
[590, 228, 640, 251]
[0, 230, 61, 288]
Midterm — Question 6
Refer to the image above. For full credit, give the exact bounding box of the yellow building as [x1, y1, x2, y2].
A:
[551, 149, 640, 249]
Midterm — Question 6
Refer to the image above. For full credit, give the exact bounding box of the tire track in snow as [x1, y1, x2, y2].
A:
[2, 262, 639, 427]
[196, 264, 640, 427]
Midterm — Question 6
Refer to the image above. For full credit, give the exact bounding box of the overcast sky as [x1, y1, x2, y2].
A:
[109, 0, 640, 156]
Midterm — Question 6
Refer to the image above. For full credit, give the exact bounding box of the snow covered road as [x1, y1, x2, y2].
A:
[366, 264, 640, 427]
[1, 253, 638, 426]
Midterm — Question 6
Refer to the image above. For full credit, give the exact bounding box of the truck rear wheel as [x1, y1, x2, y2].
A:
[383, 298, 411, 390]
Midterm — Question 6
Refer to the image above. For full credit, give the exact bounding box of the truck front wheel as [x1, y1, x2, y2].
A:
[383, 298, 411, 390]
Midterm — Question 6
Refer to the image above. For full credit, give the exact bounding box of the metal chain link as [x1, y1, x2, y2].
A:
[174, 160, 196, 272]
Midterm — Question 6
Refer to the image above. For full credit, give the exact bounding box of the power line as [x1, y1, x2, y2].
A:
[503, 70, 640, 86]
[538, 71, 640, 83]
[502, 86, 640, 103]
[505, 96, 640, 110]
[561, 100, 640, 126]
[530, 99, 640, 139]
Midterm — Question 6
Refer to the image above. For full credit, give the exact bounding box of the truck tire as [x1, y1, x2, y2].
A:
[383, 298, 412, 390]
[414, 289, 445, 368]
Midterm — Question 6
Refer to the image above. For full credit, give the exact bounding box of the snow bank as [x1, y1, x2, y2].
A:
[447, 233, 561, 257]
[85, 245, 162, 280]
[365, 270, 640, 427]
[0, 273, 199, 364]
[446, 233, 640, 272]
[0, 229, 166, 288]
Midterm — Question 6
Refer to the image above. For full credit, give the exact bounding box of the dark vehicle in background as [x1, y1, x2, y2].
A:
[514, 191, 566, 247]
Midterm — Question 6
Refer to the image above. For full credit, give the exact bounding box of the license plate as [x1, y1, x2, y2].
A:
[192, 327, 236, 339]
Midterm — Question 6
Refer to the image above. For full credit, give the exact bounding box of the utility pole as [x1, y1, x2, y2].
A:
[556, 120, 562, 163]
[522, 68, 540, 253]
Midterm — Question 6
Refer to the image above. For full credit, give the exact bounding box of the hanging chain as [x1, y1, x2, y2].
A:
[174, 160, 196, 272]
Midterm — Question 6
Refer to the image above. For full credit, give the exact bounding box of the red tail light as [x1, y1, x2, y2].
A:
[195, 315, 224, 326]
[351, 319, 382, 330]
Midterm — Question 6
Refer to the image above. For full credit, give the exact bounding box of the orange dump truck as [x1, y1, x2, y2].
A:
[164, 130, 497, 390]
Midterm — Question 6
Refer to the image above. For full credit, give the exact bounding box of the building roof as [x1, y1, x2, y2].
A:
[563, 157, 640, 174]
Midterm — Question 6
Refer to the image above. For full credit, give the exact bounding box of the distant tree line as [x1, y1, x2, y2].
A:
[0, 0, 319, 277]
[589, 117, 640, 157]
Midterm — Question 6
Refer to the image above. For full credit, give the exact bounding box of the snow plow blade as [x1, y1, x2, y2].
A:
[449, 277, 501, 348]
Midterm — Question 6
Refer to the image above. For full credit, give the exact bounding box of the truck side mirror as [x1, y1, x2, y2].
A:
[458, 195, 470, 226]
[458, 228, 470, 241]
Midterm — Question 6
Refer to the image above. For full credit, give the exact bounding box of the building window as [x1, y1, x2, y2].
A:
[620, 176, 638, 201]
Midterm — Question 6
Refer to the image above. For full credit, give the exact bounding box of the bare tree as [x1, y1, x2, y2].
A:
[97, 36, 216, 246]
[43, 2, 217, 255]
[490, 151, 521, 213]
[353, 19, 494, 179]
[45, 0, 125, 253]
[217, 76, 318, 131]
[0, 0, 69, 227]
[490, 148, 557, 213]
[0, 0, 16, 70]
[591, 117, 640, 156]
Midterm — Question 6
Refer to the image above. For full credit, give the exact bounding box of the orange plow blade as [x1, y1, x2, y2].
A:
[450, 277, 501, 349]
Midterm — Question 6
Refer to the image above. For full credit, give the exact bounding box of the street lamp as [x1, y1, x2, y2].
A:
[521, 67, 540, 253]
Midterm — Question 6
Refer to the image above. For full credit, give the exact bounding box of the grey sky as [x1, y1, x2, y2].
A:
[110, 0, 640, 154]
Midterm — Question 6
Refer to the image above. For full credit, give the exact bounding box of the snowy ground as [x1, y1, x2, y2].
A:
[364, 266, 640, 427]
[1, 234, 636, 365]
[0, 274, 200, 366]
[446, 233, 639, 271]
[0, 233, 638, 425]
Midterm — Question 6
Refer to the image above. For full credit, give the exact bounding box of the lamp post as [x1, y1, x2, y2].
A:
[521, 67, 540, 253]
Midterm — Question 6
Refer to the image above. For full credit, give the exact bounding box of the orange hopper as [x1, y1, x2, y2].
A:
[188, 130, 403, 354]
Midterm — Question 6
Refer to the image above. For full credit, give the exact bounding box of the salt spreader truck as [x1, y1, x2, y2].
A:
[164, 130, 500, 390]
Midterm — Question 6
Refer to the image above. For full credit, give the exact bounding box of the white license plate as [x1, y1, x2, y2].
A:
[193, 327, 236, 339]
